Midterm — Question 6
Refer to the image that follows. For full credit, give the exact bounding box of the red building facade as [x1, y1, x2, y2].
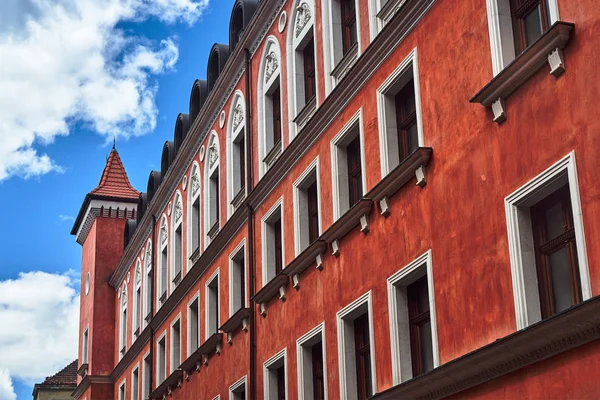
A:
[71, 0, 600, 399]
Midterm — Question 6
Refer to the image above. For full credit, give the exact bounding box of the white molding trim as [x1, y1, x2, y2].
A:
[263, 348, 288, 400]
[157, 214, 169, 310]
[186, 290, 201, 358]
[229, 239, 248, 316]
[155, 330, 167, 386]
[170, 191, 184, 294]
[376, 47, 424, 177]
[187, 162, 202, 272]
[293, 157, 322, 256]
[485, 0, 560, 75]
[505, 151, 590, 330]
[330, 108, 367, 220]
[296, 322, 328, 400]
[169, 313, 182, 374]
[141, 350, 151, 399]
[204, 131, 221, 248]
[143, 240, 152, 329]
[205, 268, 221, 338]
[227, 90, 247, 218]
[130, 363, 140, 400]
[118, 378, 126, 400]
[229, 375, 248, 400]
[261, 197, 285, 287]
[336, 291, 377, 400]
[386, 249, 439, 385]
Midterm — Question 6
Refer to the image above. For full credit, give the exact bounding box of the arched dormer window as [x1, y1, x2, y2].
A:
[288, 0, 318, 138]
[204, 132, 221, 245]
[187, 162, 202, 265]
[227, 91, 247, 215]
[124, 219, 137, 249]
[189, 80, 209, 123]
[137, 192, 147, 224]
[257, 36, 283, 178]
[143, 240, 152, 326]
[147, 170, 162, 205]
[161, 141, 176, 177]
[158, 215, 168, 307]
[174, 113, 190, 153]
[171, 192, 184, 290]
[133, 260, 142, 340]
[207, 44, 231, 93]
[229, 0, 259, 50]
[119, 285, 127, 357]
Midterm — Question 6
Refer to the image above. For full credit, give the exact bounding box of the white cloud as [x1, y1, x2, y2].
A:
[0, 271, 79, 385]
[0, 0, 210, 181]
[0, 370, 16, 400]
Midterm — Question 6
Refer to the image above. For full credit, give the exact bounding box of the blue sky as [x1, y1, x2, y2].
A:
[0, 1, 231, 398]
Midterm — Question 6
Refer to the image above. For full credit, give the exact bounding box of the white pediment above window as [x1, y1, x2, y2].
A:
[295, 2, 312, 39]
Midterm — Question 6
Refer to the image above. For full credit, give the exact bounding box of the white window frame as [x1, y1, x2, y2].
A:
[330, 108, 367, 220]
[143, 240, 152, 327]
[131, 363, 140, 400]
[170, 314, 182, 374]
[261, 197, 285, 286]
[187, 162, 202, 270]
[376, 47, 424, 177]
[367, 0, 407, 39]
[293, 157, 322, 255]
[205, 131, 221, 247]
[118, 380, 126, 400]
[156, 331, 167, 385]
[132, 260, 142, 342]
[229, 375, 248, 400]
[387, 249, 440, 385]
[263, 348, 288, 400]
[321, 0, 362, 91]
[227, 91, 247, 217]
[257, 36, 284, 178]
[119, 285, 128, 358]
[296, 322, 328, 400]
[187, 291, 201, 359]
[485, 0, 560, 75]
[171, 191, 184, 293]
[287, 0, 320, 140]
[505, 151, 590, 330]
[205, 268, 220, 338]
[141, 350, 151, 400]
[229, 239, 247, 316]
[158, 215, 169, 308]
[336, 291, 377, 400]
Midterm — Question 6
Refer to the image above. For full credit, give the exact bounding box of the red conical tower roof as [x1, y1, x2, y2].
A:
[89, 148, 139, 200]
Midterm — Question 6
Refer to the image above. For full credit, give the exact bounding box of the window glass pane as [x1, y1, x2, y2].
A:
[524, 5, 543, 46]
[544, 202, 565, 240]
[419, 320, 434, 373]
[549, 247, 574, 313]
[407, 123, 419, 155]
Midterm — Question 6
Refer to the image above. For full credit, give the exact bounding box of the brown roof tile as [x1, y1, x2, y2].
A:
[89, 148, 139, 200]
[39, 359, 78, 386]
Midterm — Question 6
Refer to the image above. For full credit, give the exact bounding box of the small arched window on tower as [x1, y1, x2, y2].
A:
[144, 240, 152, 326]
[288, 0, 318, 137]
[119, 285, 127, 358]
[258, 36, 283, 177]
[171, 192, 184, 289]
[158, 216, 169, 307]
[227, 91, 247, 215]
[133, 261, 142, 340]
[205, 132, 221, 245]
[188, 162, 202, 264]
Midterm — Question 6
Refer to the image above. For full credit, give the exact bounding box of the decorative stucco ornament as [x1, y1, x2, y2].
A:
[265, 52, 279, 83]
[209, 143, 219, 169]
[295, 3, 311, 38]
[233, 103, 244, 131]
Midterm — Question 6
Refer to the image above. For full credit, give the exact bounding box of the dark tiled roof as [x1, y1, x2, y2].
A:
[89, 148, 140, 200]
[39, 360, 78, 386]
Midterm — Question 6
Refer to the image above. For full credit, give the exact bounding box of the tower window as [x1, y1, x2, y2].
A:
[510, 0, 550, 54]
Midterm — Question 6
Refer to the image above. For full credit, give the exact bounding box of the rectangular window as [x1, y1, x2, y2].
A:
[297, 323, 326, 400]
[394, 79, 418, 162]
[132, 367, 139, 400]
[337, 293, 376, 400]
[311, 343, 325, 400]
[142, 353, 151, 400]
[171, 319, 181, 373]
[120, 308, 127, 355]
[264, 350, 287, 400]
[407, 276, 434, 377]
[263, 201, 284, 284]
[145, 265, 152, 321]
[188, 297, 199, 354]
[294, 161, 321, 255]
[341, 0, 357, 54]
[274, 217, 283, 275]
[160, 247, 168, 301]
[231, 246, 246, 314]
[272, 86, 282, 149]
[230, 376, 247, 400]
[531, 185, 581, 318]
[307, 182, 319, 244]
[235, 135, 246, 195]
[331, 110, 365, 220]
[387, 251, 439, 384]
[192, 197, 200, 251]
[157, 335, 166, 383]
[174, 225, 182, 283]
[206, 272, 219, 337]
[210, 171, 220, 231]
[510, 0, 550, 54]
[82, 328, 89, 364]
[302, 38, 316, 103]
[119, 382, 125, 400]
[134, 286, 141, 336]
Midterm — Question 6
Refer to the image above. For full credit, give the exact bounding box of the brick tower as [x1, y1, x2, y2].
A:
[71, 147, 139, 399]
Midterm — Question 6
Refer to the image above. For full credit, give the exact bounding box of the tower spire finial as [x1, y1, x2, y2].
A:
[113, 136, 116, 150]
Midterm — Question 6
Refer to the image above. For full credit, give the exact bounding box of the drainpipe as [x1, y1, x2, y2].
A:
[148, 215, 156, 400]
[244, 46, 256, 400]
